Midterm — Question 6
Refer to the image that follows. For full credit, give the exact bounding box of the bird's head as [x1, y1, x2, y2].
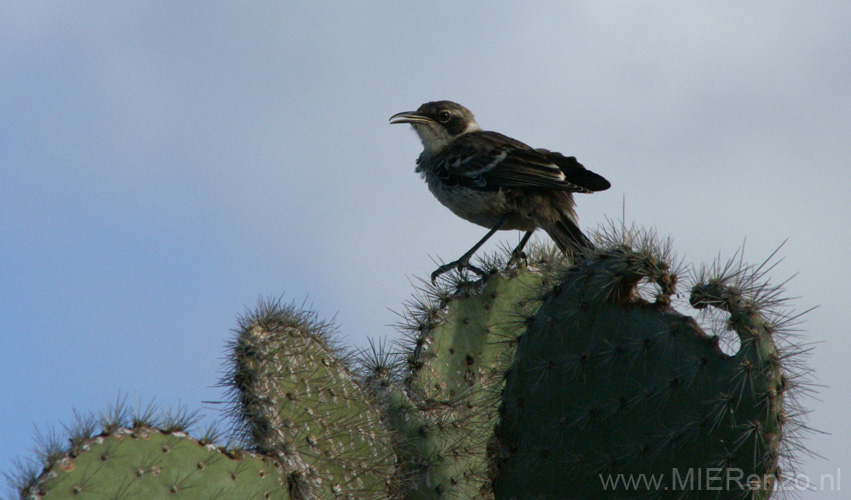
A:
[390, 101, 481, 153]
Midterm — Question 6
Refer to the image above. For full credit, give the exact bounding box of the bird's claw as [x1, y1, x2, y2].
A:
[431, 259, 486, 283]
[507, 249, 528, 268]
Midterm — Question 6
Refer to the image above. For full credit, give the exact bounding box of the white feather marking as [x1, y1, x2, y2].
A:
[462, 120, 482, 134]
[412, 123, 452, 153]
[467, 150, 508, 175]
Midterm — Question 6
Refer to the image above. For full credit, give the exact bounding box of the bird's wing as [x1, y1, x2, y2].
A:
[433, 132, 609, 193]
[535, 148, 611, 192]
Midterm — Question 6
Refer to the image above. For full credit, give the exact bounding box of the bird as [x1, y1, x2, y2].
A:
[390, 100, 610, 282]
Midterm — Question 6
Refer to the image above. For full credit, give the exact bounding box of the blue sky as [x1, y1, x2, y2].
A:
[2, 3, 849, 497]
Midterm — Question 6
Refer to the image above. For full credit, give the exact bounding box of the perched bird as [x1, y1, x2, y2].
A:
[390, 100, 610, 282]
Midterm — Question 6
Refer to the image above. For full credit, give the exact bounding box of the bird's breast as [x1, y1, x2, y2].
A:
[422, 173, 536, 231]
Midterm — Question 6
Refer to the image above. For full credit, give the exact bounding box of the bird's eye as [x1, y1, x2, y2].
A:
[438, 110, 452, 123]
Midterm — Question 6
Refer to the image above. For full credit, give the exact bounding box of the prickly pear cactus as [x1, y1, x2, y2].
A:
[18, 427, 286, 500]
[5, 230, 812, 500]
[382, 249, 556, 500]
[223, 299, 397, 499]
[493, 236, 804, 499]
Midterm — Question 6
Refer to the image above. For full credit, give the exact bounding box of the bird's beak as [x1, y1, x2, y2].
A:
[389, 111, 435, 125]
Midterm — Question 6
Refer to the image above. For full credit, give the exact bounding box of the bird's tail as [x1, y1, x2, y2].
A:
[540, 213, 593, 258]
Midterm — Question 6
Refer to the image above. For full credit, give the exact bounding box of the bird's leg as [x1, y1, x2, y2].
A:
[431, 216, 508, 283]
[507, 231, 534, 268]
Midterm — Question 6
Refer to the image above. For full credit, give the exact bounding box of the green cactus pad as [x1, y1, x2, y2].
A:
[403, 267, 544, 405]
[389, 258, 553, 500]
[225, 299, 395, 499]
[24, 427, 286, 500]
[494, 243, 792, 500]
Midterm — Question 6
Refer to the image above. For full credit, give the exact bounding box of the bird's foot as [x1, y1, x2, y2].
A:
[507, 248, 528, 269]
[431, 259, 486, 283]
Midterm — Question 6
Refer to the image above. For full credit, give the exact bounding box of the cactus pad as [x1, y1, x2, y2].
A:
[224, 299, 395, 499]
[21, 427, 285, 500]
[493, 240, 801, 500]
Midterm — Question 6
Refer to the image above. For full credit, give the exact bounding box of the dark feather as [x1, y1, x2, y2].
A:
[431, 131, 609, 193]
[535, 148, 611, 192]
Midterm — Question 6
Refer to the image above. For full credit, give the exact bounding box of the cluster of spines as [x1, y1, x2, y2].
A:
[688, 244, 819, 481]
